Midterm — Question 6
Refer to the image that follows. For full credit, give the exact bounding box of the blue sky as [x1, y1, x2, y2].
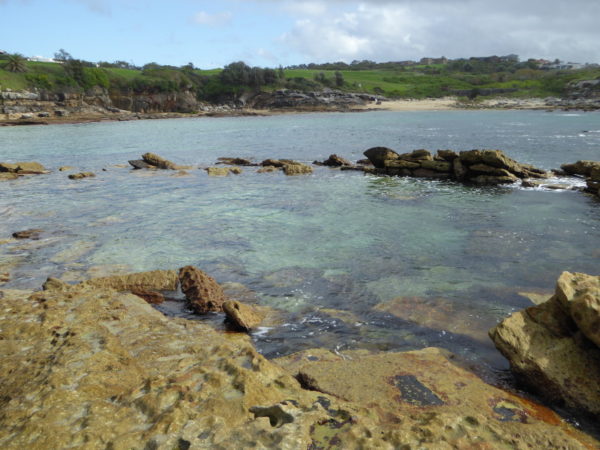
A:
[1, 0, 599, 68]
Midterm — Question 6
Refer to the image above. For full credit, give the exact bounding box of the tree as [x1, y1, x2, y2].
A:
[4, 53, 27, 73]
[54, 48, 72, 62]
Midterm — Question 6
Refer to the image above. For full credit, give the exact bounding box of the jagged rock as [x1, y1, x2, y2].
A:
[217, 157, 255, 166]
[68, 172, 95, 180]
[12, 229, 44, 240]
[490, 271, 600, 417]
[458, 149, 539, 179]
[178, 265, 226, 314]
[205, 167, 231, 176]
[128, 159, 154, 170]
[561, 160, 600, 176]
[0, 161, 48, 174]
[363, 147, 400, 168]
[275, 347, 597, 448]
[58, 166, 75, 172]
[316, 154, 352, 167]
[81, 269, 179, 292]
[283, 163, 313, 176]
[130, 288, 165, 305]
[257, 166, 279, 173]
[223, 300, 265, 331]
[142, 152, 178, 170]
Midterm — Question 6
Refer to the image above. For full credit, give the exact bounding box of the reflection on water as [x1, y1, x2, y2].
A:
[1, 111, 599, 383]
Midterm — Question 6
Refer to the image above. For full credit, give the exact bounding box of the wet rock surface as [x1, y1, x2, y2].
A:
[68, 172, 95, 180]
[0, 161, 49, 175]
[490, 271, 600, 418]
[12, 229, 44, 240]
[282, 162, 313, 176]
[314, 154, 352, 167]
[562, 159, 600, 199]
[223, 299, 265, 331]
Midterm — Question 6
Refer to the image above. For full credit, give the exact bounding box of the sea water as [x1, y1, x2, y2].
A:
[1, 110, 599, 379]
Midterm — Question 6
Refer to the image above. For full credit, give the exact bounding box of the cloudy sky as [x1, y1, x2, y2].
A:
[1, 0, 599, 68]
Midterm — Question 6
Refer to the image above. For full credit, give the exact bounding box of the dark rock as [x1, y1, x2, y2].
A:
[398, 149, 433, 161]
[318, 154, 352, 167]
[43, 277, 70, 291]
[470, 174, 518, 184]
[12, 229, 44, 240]
[356, 159, 372, 166]
[419, 160, 452, 172]
[128, 160, 154, 170]
[363, 147, 400, 168]
[260, 159, 297, 167]
[413, 168, 450, 179]
[178, 265, 226, 314]
[384, 160, 420, 170]
[217, 157, 255, 166]
[436, 150, 459, 161]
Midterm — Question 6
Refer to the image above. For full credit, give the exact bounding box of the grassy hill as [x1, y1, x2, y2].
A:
[1, 55, 599, 102]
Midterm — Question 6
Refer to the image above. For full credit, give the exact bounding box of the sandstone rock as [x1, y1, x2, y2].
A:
[0, 272, 9, 285]
[0, 173, 19, 181]
[383, 159, 420, 170]
[68, 172, 95, 180]
[363, 147, 400, 168]
[275, 347, 597, 448]
[223, 300, 265, 331]
[12, 229, 43, 240]
[58, 166, 75, 172]
[490, 271, 600, 417]
[130, 288, 165, 305]
[399, 149, 433, 161]
[178, 265, 226, 314]
[128, 159, 154, 170]
[0, 161, 48, 174]
[317, 154, 352, 167]
[283, 163, 313, 175]
[81, 269, 179, 292]
[217, 157, 255, 166]
[437, 150, 459, 161]
[419, 159, 452, 172]
[260, 158, 296, 167]
[205, 167, 230, 176]
[590, 167, 600, 182]
[561, 160, 600, 176]
[452, 158, 467, 180]
[257, 166, 279, 173]
[229, 167, 243, 175]
[459, 150, 528, 177]
[142, 152, 178, 170]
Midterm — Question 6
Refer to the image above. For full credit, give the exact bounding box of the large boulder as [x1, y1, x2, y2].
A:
[561, 160, 600, 177]
[490, 271, 600, 417]
[363, 147, 400, 168]
[178, 265, 227, 313]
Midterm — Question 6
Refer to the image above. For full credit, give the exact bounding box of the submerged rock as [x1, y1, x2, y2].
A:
[142, 152, 178, 170]
[128, 159, 154, 170]
[223, 300, 265, 331]
[58, 166, 75, 172]
[257, 165, 279, 173]
[130, 288, 165, 305]
[0, 172, 19, 181]
[490, 271, 600, 418]
[68, 172, 95, 180]
[205, 167, 231, 176]
[178, 265, 226, 314]
[217, 157, 255, 166]
[12, 229, 44, 240]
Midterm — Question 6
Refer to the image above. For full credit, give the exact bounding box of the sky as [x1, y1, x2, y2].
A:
[1, 0, 599, 68]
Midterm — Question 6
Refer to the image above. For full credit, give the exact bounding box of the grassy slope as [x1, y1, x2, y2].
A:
[1, 60, 599, 100]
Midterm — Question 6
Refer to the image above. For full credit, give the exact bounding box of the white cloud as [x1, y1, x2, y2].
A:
[193, 10, 233, 27]
[276, 0, 600, 63]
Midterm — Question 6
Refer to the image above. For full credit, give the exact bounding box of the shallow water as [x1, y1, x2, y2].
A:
[1, 110, 599, 378]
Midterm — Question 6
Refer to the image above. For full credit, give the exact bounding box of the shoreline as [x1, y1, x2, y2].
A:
[1, 97, 598, 127]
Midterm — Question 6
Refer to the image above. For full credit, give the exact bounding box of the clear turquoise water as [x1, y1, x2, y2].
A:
[1, 110, 599, 377]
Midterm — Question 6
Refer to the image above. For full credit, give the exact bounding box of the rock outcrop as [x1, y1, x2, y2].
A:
[313, 154, 352, 167]
[490, 271, 600, 418]
[142, 152, 178, 170]
[223, 300, 265, 331]
[217, 157, 256, 166]
[282, 162, 313, 176]
[561, 160, 600, 199]
[275, 347, 597, 448]
[364, 147, 549, 184]
[80, 269, 179, 292]
[178, 265, 227, 314]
